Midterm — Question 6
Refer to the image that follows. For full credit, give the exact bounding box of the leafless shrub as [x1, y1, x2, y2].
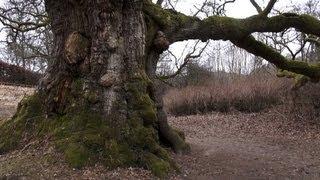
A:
[289, 83, 320, 123]
[0, 60, 41, 85]
[164, 74, 289, 116]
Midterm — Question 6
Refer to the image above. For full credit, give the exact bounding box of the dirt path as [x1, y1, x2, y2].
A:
[170, 113, 320, 179]
[1, 85, 320, 179]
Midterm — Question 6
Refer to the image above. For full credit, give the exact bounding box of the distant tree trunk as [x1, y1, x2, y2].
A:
[0, 0, 188, 177]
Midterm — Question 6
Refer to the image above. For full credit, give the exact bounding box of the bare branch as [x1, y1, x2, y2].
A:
[156, 0, 164, 6]
[158, 41, 209, 79]
[250, 0, 263, 13]
[193, 0, 209, 17]
[262, 0, 278, 16]
[306, 37, 320, 47]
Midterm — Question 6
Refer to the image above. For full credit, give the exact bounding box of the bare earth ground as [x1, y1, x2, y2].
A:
[1, 85, 320, 179]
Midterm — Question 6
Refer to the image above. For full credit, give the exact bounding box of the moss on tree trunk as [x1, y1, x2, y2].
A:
[0, 0, 189, 178]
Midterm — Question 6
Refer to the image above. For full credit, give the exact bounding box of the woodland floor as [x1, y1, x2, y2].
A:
[1, 85, 320, 179]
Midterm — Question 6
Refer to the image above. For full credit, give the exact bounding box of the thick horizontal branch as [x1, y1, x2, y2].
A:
[276, 70, 310, 90]
[143, 0, 320, 80]
[143, 1, 320, 43]
[306, 37, 320, 47]
[231, 35, 320, 81]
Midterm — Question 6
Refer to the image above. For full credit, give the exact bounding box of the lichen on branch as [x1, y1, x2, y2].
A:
[231, 35, 320, 82]
[143, 0, 320, 82]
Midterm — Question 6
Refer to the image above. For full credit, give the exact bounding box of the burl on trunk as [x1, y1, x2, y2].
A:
[0, 0, 188, 177]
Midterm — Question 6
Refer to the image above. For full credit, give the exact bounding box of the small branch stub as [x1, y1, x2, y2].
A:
[64, 32, 90, 65]
[153, 31, 170, 53]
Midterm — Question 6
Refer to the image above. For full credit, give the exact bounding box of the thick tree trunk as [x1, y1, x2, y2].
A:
[0, 0, 188, 177]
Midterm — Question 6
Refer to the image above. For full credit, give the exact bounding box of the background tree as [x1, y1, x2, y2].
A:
[1, 0, 320, 178]
[0, 0, 51, 73]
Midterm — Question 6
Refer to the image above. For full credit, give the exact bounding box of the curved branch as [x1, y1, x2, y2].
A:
[250, 0, 263, 14]
[143, 1, 320, 42]
[156, 0, 164, 6]
[262, 0, 277, 16]
[158, 40, 209, 80]
[231, 35, 320, 81]
[143, 0, 320, 80]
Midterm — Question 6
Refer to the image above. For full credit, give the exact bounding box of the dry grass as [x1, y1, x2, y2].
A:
[1, 81, 320, 179]
[0, 84, 34, 121]
[288, 83, 320, 123]
[164, 75, 290, 116]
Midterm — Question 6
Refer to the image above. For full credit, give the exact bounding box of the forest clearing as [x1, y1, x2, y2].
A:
[1, 0, 320, 179]
[1, 84, 320, 179]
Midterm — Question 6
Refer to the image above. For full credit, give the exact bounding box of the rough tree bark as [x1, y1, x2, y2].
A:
[1, 0, 320, 177]
[0, 0, 188, 177]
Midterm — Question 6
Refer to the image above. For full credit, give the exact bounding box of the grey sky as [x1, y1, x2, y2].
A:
[0, 0, 314, 73]
[156, 0, 312, 74]
[158, 0, 308, 18]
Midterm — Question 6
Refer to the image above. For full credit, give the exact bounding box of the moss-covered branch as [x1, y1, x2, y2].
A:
[143, 0, 320, 43]
[276, 70, 311, 90]
[231, 35, 320, 82]
[143, 0, 320, 80]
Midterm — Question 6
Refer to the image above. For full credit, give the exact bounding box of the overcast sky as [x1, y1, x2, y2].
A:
[0, 0, 314, 73]
[153, 0, 312, 73]
[150, 0, 309, 18]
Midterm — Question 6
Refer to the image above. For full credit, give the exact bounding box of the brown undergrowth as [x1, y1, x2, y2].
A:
[164, 74, 289, 116]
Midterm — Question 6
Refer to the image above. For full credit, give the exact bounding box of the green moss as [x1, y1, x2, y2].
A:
[0, 94, 44, 154]
[143, 153, 171, 178]
[127, 126, 158, 150]
[201, 16, 248, 39]
[299, 14, 320, 34]
[143, 0, 199, 29]
[125, 77, 158, 127]
[0, 133, 20, 154]
[103, 139, 136, 168]
[174, 129, 186, 141]
[70, 78, 85, 96]
[294, 74, 310, 89]
[277, 69, 314, 89]
[137, 95, 157, 126]
[64, 143, 89, 168]
[13, 94, 44, 122]
[0, 81, 177, 177]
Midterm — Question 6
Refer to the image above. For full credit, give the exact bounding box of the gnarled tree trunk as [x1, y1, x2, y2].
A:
[3, 0, 320, 178]
[0, 0, 188, 177]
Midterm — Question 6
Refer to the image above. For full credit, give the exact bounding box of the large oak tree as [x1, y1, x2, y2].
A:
[1, 0, 320, 177]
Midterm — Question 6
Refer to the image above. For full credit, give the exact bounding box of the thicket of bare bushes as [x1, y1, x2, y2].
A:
[289, 83, 320, 122]
[164, 74, 288, 116]
[0, 60, 41, 86]
[163, 64, 320, 122]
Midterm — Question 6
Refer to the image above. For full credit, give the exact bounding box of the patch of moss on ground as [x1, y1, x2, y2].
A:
[64, 143, 89, 168]
[0, 94, 44, 154]
[143, 153, 171, 178]
[0, 85, 177, 177]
